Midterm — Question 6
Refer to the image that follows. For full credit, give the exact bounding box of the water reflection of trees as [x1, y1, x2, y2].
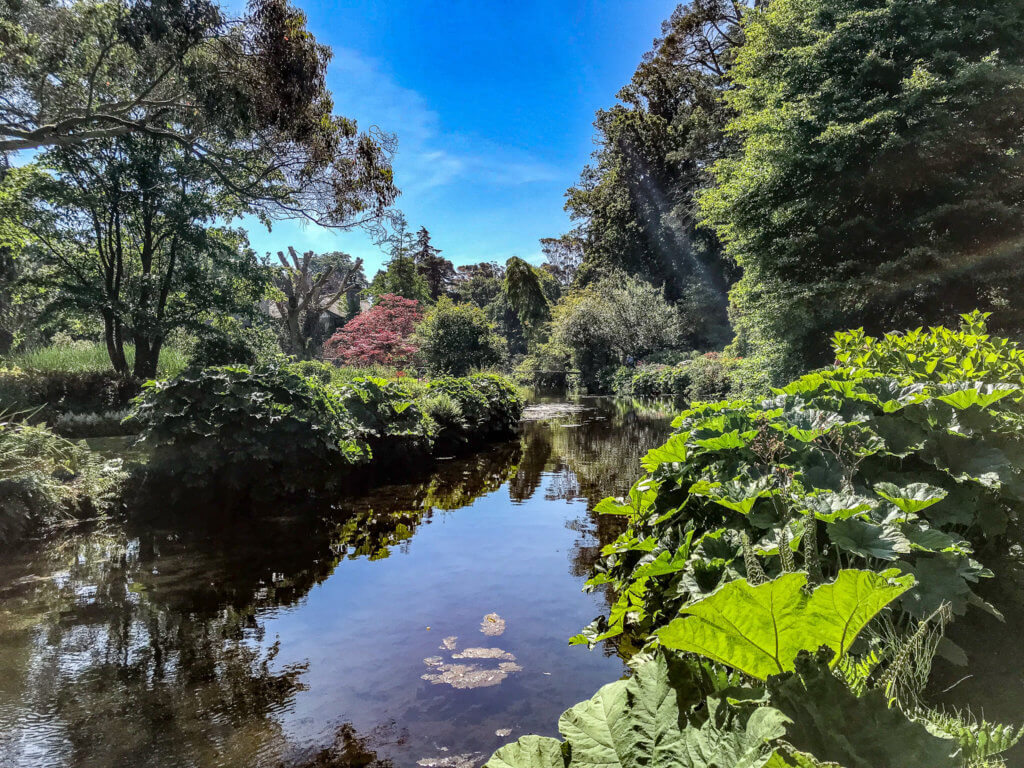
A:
[511, 399, 675, 579]
[0, 401, 671, 767]
[0, 442, 523, 768]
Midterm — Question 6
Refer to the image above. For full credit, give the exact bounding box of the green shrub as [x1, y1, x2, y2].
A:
[420, 392, 465, 435]
[287, 359, 335, 385]
[625, 363, 692, 397]
[833, 310, 1024, 385]
[336, 376, 431, 461]
[685, 352, 736, 401]
[187, 318, 281, 368]
[132, 365, 367, 491]
[0, 419, 126, 544]
[575, 367, 1024, 651]
[130, 366, 523, 495]
[427, 372, 524, 446]
[0, 366, 141, 415]
[415, 297, 506, 375]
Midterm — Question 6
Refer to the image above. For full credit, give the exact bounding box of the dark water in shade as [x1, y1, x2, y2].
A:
[0, 397, 678, 768]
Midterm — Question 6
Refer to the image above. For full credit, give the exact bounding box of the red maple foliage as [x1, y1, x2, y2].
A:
[323, 294, 423, 366]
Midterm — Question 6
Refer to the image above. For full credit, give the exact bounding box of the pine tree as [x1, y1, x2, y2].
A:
[411, 227, 456, 300]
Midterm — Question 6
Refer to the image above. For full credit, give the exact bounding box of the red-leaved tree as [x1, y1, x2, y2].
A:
[323, 294, 423, 365]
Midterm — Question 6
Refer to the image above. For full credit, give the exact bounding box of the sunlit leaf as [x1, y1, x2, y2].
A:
[873, 482, 947, 514]
[827, 518, 910, 561]
[656, 570, 913, 680]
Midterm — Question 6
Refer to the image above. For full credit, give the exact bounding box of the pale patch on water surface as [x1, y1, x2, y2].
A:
[416, 754, 478, 768]
[452, 647, 514, 660]
[422, 635, 521, 689]
[520, 403, 589, 421]
[480, 612, 505, 635]
[440, 635, 458, 650]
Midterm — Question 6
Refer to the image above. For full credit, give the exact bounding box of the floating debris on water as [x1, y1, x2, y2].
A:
[520, 403, 590, 421]
[452, 647, 515, 660]
[495, 728, 512, 738]
[422, 639, 520, 689]
[416, 753, 479, 768]
[421, 662, 514, 689]
[480, 613, 505, 636]
[440, 635, 458, 650]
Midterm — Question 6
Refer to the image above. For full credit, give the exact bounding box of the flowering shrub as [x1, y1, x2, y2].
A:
[323, 294, 422, 366]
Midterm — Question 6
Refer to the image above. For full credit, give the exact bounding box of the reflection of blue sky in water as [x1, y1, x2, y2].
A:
[0, 398, 675, 768]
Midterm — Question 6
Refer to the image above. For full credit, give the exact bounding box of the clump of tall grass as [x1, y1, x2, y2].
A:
[6, 342, 188, 378]
[0, 413, 126, 544]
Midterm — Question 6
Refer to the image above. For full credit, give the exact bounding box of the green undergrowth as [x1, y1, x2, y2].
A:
[0, 416, 127, 545]
[490, 313, 1024, 768]
[130, 363, 524, 495]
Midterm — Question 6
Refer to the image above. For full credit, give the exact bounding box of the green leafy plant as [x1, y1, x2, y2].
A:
[574, 366, 1022, 649]
[656, 569, 913, 680]
[0, 416, 126, 543]
[833, 311, 1024, 386]
[132, 364, 367, 492]
[487, 651, 788, 768]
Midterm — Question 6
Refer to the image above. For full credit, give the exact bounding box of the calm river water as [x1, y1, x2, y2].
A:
[0, 397, 677, 768]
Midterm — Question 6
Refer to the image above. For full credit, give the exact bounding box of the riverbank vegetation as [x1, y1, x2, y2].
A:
[489, 314, 1024, 767]
[3, 0, 1024, 762]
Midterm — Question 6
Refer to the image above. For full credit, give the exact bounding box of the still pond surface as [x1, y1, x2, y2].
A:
[0, 397, 677, 768]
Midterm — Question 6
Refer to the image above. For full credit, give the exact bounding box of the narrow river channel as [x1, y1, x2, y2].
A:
[0, 397, 676, 768]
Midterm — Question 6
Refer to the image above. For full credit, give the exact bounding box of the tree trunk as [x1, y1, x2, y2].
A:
[132, 336, 161, 379]
[104, 312, 129, 374]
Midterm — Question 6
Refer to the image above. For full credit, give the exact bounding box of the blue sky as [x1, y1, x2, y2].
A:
[241, 0, 680, 274]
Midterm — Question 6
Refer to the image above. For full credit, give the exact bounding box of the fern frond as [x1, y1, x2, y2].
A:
[922, 707, 1024, 767]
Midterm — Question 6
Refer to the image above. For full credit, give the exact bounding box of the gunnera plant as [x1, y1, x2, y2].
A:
[131, 365, 367, 494]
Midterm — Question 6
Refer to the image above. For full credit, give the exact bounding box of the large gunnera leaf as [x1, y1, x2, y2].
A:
[488, 735, 565, 768]
[485, 653, 786, 768]
[655, 570, 913, 680]
[767, 652, 958, 768]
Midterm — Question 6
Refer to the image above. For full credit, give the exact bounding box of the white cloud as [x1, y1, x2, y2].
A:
[327, 48, 559, 195]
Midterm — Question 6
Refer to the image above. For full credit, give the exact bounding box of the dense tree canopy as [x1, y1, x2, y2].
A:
[700, 0, 1024, 377]
[411, 226, 455, 300]
[415, 298, 505, 375]
[564, 0, 750, 348]
[28, 135, 267, 377]
[1, 0, 399, 230]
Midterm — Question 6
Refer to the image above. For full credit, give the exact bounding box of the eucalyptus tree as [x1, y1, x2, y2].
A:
[17, 0, 400, 376]
[269, 248, 364, 359]
[1, 0, 398, 234]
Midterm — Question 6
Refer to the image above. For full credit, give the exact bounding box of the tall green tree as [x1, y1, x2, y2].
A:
[29, 136, 267, 377]
[367, 221, 431, 303]
[411, 226, 455, 300]
[451, 262, 504, 308]
[502, 256, 552, 347]
[700, 0, 1024, 378]
[565, 0, 750, 348]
